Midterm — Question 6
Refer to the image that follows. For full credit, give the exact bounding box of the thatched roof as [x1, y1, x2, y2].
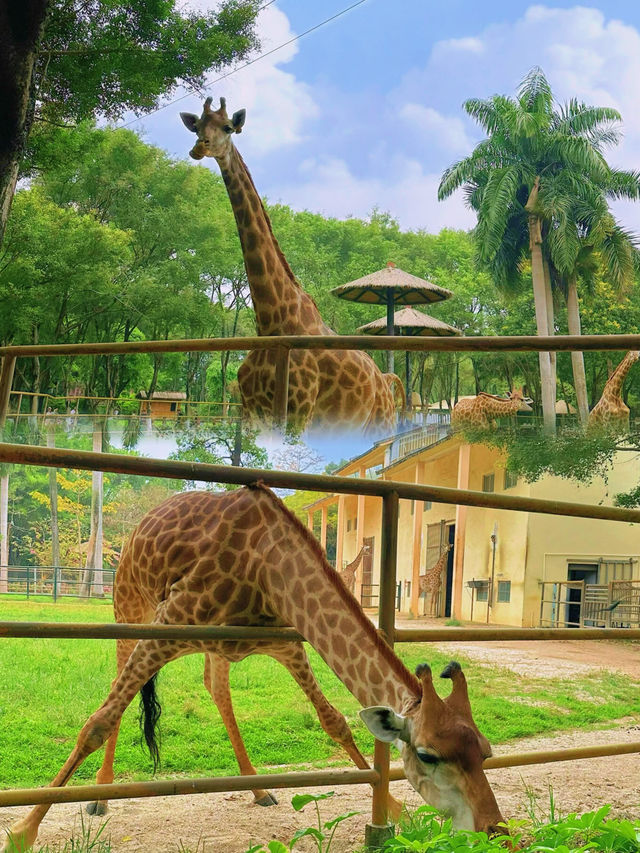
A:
[138, 391, 187, 400]
[357, 307, 461, 337]
[331, 263, 453, 305]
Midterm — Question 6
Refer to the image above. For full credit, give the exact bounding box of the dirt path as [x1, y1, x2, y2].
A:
[3, 723, 639, 853]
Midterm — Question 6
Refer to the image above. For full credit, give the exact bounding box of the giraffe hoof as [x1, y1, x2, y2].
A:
[254, 792, 278, 807]
[86, 800, 109, 816]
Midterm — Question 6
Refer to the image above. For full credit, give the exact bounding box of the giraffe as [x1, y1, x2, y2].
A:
[338, 543, 369, 595]
[180, 97, 403, 435]
[451, 389, 532, 431]
[2, 485, 506, 851]
[587, 351, 639, 434]
[419, 543, 453, 617]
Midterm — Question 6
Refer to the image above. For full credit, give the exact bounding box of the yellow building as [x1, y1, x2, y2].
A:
[307, 425, 640, 627]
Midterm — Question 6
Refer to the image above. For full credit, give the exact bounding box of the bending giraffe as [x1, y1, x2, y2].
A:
[587, 351, 639, 434]
[419, 543, 453, 617]
[181, 98, 403, 435]
[2, 486, 505, 851]
[338, 543, 369, 595]
[451, 389, 532, 431]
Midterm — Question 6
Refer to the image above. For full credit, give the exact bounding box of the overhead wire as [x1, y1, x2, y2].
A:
[120, 0, 369, 128]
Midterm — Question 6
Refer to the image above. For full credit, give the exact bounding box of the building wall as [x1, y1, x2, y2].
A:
[329, 440, 640, 627]
[523, 455, 640, 626]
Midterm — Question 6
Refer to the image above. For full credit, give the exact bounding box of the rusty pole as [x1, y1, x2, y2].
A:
[367, 491, 399, 850]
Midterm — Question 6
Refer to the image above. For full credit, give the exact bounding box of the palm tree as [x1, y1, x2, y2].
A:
[439, 67, 627, 433]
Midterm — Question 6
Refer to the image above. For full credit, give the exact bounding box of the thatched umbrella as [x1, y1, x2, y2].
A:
[358, 307, 461, 406]
[331, 262, 453, 372]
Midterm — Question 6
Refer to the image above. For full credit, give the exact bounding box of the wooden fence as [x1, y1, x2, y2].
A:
[2, 332, 640, 848]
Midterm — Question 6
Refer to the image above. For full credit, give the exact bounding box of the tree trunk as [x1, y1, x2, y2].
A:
[0, 1, 50, 248]
[80, 427, 103, 597]
[543, 258, 557, 408]
[0, 470, 9, 592]
[566, 274, 589, 425]
[525, 185, 556, 433]
[46, 427, 60, 569]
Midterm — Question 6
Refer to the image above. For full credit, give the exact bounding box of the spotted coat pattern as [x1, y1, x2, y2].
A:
[418, 544, 452, 617]
[5, 486, 419, 850]
[587, 351, 639, 433]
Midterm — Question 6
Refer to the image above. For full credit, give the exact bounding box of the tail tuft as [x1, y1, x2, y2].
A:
[139, 672, 162, 772]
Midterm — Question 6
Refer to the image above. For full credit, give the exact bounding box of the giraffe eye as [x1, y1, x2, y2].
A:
[223, 124, 234, 133]
[416, 748, 440, 765]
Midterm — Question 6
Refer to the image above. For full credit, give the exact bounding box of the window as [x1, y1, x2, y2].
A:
[504, 470, 518, 490]
[482, 473, 495, 493]
[346, 519, 352, 532]
[476, 583, 489, 602]
[497, 580, 511, 603]
[410, 500, 415, 515]
[424, 500, 432, 511]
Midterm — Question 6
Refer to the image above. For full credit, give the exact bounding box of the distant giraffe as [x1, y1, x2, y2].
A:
[180, 97, 403, 434]
[338, 544, 369, 594]
[451, 389, 532, 431]
[419, 544, 453, 617]
[587, 351, 639, 434]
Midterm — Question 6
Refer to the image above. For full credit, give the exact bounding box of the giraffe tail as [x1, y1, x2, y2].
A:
[139, 672, 162, 771]
[383, 373, 406, 412]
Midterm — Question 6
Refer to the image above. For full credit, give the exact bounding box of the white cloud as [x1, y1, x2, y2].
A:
[274, 155, 476, 232]
[399, 104, 474, 155]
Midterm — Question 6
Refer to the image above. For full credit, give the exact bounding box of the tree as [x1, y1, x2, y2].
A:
[438, 67, 627, 433]
[0, 0, 260, 247]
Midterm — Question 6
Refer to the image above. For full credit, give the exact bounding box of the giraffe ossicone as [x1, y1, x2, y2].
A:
[2, 486, 506, 851]
[180, 97, 404, 436]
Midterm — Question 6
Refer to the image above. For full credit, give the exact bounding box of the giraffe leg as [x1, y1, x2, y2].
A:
[203, 653, 277, 807]
[2, 640, 180, 853]
[268, 644, 403, 821]
[85, 638, 137, 816]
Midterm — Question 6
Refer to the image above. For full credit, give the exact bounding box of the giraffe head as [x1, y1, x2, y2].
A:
[360, 661, 505, 835]
[506, 388, 533, 411]
[180, 97, 246, 161]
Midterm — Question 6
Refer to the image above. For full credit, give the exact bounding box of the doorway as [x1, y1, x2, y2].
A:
[567, 563, 598, 626]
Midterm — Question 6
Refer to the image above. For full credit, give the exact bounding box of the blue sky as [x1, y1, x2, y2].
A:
[127, 1, 640, 236]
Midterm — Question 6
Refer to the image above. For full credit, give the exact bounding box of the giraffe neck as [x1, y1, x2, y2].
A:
[344, 546, 366, 576]
[216, 146, 330, 336]
[260, 488, 419, 710]
[604, 352, 638, 400]
[483, 397, 520, 415]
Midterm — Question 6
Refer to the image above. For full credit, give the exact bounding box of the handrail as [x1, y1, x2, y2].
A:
[3, 332, 640, 358]
[1, 443, 639, 525]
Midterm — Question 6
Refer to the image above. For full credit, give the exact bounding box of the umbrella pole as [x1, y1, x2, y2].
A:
[386, 291, 394, 374]
[405, 349, 410, 413]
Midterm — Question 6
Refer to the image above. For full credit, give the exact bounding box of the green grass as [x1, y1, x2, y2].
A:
[1, 600, 639, 789]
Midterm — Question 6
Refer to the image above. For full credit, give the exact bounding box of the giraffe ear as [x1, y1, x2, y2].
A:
[360, 707, 410, 743]
[180, 112, 199, 133]
[232, 109, 246, 132]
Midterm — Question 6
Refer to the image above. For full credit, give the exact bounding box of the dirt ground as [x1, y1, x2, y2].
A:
[3, 628, 639, 852]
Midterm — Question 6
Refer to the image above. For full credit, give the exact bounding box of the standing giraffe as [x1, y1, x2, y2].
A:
[338, 543, 369, 595]
[419, 544, 453, 617]
[451, 389, 532, 431]
[2, 486, 505, 851]
[180, 97, 403, 435]
[587, 351, 639, 434]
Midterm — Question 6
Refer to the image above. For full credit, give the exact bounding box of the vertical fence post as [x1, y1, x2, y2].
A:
[272, 346, 290, 430]
[26, 566, 30, 599]
[53, 565, 58, 602]
[366, 491, 399, 851]
[0, 355, 16, 431]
